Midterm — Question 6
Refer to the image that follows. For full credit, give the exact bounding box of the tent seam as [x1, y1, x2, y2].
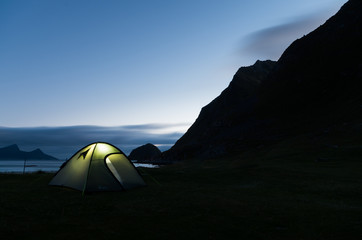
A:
[82, 143, 97, 196]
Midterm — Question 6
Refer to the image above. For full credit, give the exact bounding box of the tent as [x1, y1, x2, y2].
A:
[49, 142, 146, 193]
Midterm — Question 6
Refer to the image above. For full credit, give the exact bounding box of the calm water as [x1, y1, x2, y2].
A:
[0, 159, 158, 173]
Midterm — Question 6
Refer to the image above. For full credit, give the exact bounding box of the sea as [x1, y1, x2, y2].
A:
[0, 159, 158, 173]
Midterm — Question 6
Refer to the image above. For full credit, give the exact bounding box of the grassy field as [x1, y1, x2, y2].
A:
[1, 131, 362, 239]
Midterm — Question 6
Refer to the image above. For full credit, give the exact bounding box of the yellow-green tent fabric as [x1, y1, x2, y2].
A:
[49, 142, 145, 192]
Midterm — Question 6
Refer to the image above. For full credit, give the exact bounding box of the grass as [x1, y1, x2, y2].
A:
[1, 131, 362, 239]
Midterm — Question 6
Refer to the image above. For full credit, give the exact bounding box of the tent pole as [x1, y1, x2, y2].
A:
[82, 144, 97, 196]
[23, 158, 27, 174]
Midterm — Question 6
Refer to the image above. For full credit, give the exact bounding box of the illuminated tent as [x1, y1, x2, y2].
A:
[49, 142, 145, 193]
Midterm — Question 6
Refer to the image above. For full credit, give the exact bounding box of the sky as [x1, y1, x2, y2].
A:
[0, 0, 347, 157]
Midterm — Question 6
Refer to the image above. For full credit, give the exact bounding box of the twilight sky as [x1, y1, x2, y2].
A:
[0, 0, 347, 156]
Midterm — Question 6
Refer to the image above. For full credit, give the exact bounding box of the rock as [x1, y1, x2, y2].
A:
[128, 143, 161, 161]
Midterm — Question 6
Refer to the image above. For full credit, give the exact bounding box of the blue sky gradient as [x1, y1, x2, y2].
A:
[0, 0, 347, 154]
[1, 0, 346, 128]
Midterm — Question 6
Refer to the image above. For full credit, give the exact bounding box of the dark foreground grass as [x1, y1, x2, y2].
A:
[1, 134, 362, 239]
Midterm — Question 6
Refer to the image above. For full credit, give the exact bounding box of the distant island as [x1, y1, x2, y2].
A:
[128, 143, 161, 162]
[0, 144, 58, 160]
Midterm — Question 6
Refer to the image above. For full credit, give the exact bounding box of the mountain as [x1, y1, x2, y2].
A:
[162, 0, 362, 161]
[258, 0, 362, 119]
[162, 60, 277, 160]
[128, 143, 161, 161]
[0, 144, 58, 160]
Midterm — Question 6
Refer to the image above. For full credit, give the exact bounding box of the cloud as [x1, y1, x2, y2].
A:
[0, 123, 190, 158]
[239, 9, 336, 61]
[121, 123, 190, 132]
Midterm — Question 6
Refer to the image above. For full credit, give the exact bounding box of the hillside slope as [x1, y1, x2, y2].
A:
[162, 0, 362, 161]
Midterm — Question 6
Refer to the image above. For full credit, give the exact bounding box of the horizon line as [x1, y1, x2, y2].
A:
[0, 122, 192, 129]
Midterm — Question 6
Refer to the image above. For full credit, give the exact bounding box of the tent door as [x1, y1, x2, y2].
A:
[105, 157, 123, 185]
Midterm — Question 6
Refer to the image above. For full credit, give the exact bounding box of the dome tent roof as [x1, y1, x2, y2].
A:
[49, 142, 145, 193]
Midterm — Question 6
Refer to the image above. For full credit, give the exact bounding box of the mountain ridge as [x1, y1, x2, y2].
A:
[0, 144, 58, 160]
[161, 0, 362, 161]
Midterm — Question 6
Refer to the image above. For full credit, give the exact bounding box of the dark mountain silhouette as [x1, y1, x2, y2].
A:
[162, 0, 362, 161]
[0, 144, 58, 160]
[128, 143, 161, 161]
[259, 0, 362, 119]
[162, 60, 277, 160]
